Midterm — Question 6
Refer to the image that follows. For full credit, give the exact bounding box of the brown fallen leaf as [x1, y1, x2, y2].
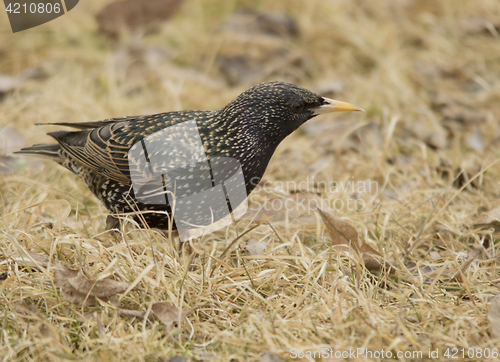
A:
[444, 108, 486, 126]
[459, 17, 500, 37]
[466, 128, 484, 152]
[118, 303, 196, 330]
[222, 9, 299, 38]
[0, 126, 27, 173]
[215, 9, 305, 86]
[319, 209, 358, 246]
[474, 207, 500, 232]
[311, 79, 347, 98]
[166, 357, 188, 362]
[260, 351, 284, 362]
[350, 122, 384, 155]
[405, 262, 455, 283]
[111, 43, 224, 95]
[488, 294, 500, 339]
[450, 248, 483, 282]
[404, 122, 448, 149]
[16, 301, 42, 316]
[39, 323, 60, 342]
[308, 120, 381, 155]
[244, 238, 267, 256]
[27, 251, 48, 264]
[245, 192, 327, 225]
[0, 74, 21, 96]
[151, 303, 196, 329]
[1, 248, 49, 271]
[0, 67, 47, 98]
[96, 0, 183, 38]
[317, 209, 394, 272]
[413, 59, 443, 80]
[53, 263, 134, 306]
[217, 50, 306, 87]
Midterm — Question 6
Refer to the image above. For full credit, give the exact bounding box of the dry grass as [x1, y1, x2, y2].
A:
[1, 0, 500, 361]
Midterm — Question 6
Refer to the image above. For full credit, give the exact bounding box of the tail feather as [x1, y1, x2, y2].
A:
[35, 115, 140, 130]
[48, 130, 88, 147]
[14, 143, 63, 163]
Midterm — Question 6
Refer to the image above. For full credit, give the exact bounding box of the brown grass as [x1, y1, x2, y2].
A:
[1, 0, 500, 361]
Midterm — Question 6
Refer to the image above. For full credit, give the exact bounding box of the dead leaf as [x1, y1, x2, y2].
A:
[217, 51, 306, 87]
[118, 303, 196, 330]
[27, 251, 49, 267]
[151, 303, 195, 329]
[111, 43, 224, 95]
[245, 238, 267, 256]
[0, 74, 21, 95]
[406, 262, 455, 283]
[317, 209, 394, 272]
[167, 357, 188, 362]
[0, 126, 27, 173]
[319, 210, 358, 246]
[222, 9, 299, 38]
[466, 129, 484, 152]
[312, 80, 347, 98]
[446, 109, 486, 126]
[413, 60, 442, 80]
[246, 192, 326, 225]
[215, 10, 305, 86]
[405, 122, 448, 149]
[488, 294, 500, 339]
[39, 323, 60, 341]
[16, 301, 41, 316]
[260, 351, 284, 362]
[53, 263, 134, 306]
[474, 207, 500, 232]
[350, 122, 384, 156]
[2, 249, 49, 270]
[0, 68, 47, 98]
[450, 248, 483, 282]
[96, 0, 183, 38]
[429, 251, 441, 260]
[459, 17, 500, 37]
[309, 120, 382, 155]
[429, 91, 454, 110]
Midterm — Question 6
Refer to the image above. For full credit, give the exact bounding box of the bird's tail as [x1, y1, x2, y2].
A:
[14, 144, 64, 164]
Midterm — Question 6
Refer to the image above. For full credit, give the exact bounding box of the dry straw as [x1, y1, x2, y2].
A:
[1, 0, 500, 361]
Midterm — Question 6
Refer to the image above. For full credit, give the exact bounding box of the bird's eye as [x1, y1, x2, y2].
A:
[291, 102, 305, 113]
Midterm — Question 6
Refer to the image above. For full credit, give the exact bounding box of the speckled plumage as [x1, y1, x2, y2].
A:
[16, 81, 362, 231]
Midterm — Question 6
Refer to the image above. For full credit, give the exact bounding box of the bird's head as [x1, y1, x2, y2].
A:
[220, 81, 363, 141]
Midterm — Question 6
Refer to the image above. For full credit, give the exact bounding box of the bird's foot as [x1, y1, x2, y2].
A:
[106, 215, 123, 242]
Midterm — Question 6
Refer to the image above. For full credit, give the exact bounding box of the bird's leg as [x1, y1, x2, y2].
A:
[160, 231, 196, 269]
[180, 238, 200, 271]
[179, 239, 194, 256]
[160, 230, 191, 255]
[106, 214, 123, 242]
[161, 229, 179, 239]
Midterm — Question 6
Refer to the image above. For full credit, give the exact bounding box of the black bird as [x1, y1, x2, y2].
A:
[16, 81, 363, 237]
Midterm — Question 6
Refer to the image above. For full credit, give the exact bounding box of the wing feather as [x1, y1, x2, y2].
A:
[47, 111, 215, 185]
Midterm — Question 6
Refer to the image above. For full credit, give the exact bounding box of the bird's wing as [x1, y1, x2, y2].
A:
[49, 111, 215, 185]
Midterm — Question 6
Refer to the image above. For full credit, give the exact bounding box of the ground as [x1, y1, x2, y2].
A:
[1, 0, 500, 361]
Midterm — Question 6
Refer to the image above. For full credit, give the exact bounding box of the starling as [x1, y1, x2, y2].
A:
[16, 81, 362, 237]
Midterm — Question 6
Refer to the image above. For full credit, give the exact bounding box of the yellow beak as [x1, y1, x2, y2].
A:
[312, 97, 364, 115]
